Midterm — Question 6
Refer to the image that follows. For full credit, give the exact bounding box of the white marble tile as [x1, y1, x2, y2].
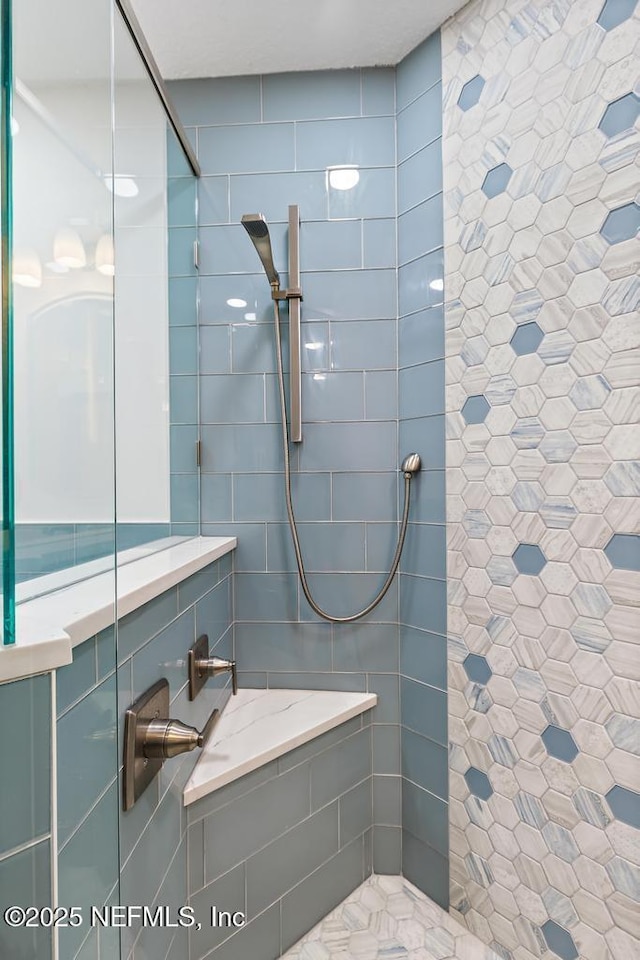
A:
[183, 687, 376, 806]
[282, 875, 503, 960]
[443, 0, 640, 951]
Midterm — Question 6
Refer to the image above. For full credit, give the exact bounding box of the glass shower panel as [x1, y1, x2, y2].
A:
[11, 0, 117, 605]
[113, 10, 199, 556]
[1, 0, 14, 643]
[6, 0, 121, 957]
[113, 12, 171, 551]
[167, 125, 199, 535]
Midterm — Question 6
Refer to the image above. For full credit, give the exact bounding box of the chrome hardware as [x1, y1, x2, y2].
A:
[122, 678, 220, 811]
[189, 634, 238, 701]
[401, 453, 422, 477]
[241, 206, 303, 442]
[287, 204, 302, 443]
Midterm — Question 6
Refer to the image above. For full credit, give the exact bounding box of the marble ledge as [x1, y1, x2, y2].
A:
[184, 687, 378, 807]
[0, 536, 236, 684]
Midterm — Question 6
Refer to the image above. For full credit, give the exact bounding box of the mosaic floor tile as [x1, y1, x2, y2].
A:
[281, 875, 503, 960]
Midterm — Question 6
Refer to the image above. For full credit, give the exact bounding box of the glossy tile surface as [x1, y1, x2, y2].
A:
[0, 673, 50, 854]
[398, 32, 448, 908]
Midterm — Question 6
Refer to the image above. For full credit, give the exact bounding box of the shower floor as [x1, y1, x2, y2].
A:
[281, 874, 502, 960]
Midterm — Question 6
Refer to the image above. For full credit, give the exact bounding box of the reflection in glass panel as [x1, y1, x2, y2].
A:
[114, 10, 172, 550]
[113, 7, 199, 563]
[12, 0, 116, 594]
[9, 0, 198, 607]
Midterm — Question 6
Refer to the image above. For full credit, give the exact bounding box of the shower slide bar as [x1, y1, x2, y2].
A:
[241, 207, 422, 622]
[279, 204, 302, 442]
[242, 205, 303, 441]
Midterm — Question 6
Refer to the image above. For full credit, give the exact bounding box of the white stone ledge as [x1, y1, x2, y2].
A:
[184, 687, 378, 807]
[0, 536, 236, 684]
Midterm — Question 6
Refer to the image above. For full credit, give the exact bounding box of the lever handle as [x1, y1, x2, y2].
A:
[143, 707, 220, 760]
[123, 678, 223, 811]
[189, 635, 238, 700]
[198, 707, 221, 748]
[196, 657, 238, 696]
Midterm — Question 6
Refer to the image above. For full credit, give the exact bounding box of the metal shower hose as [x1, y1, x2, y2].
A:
[272, 297, 415, 623]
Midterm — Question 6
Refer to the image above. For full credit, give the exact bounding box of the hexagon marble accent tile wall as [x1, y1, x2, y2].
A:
[442, 1, 640, 959]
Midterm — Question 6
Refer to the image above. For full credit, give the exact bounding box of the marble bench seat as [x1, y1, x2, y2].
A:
[183, 686, 377, 806]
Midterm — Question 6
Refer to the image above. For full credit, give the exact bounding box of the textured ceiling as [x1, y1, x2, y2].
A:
[130, 0, 470, 79]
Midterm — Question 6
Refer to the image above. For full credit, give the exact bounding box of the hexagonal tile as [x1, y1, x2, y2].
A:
[511, 481, 544, 513]
[542, 886, 579, 929]
[570, 617, 612, 654]
[605, 857, 640, 901]
[458, 75, 485, 111]
[540, 431, 579, 464]
[605, 785, 640, 829]
[462, 508, 492, 538]
[604, 533, 640, 571]
[511, 417, 544, 449]
[604, 461, 640, 496]
[512, 543, 547, 575]
[570, 582, 612, 619]
[598, 92, 640, 138]
[461, 334, 490, 366]
[572, 787, 611, 828]
[482, 163, 513, 199]
[600, 202, 640, 245]
[513, 791, 547, 829]
[538, 329, 575, 366]
[605, 713, 638, 753]
[542, 725, 579, 763]
[423, 926, 455, 959]
[569, 276, 609, 320]
[597, 0, 637, 31]
[464, 766, 494, 801]
[463, 653, 492, 685]
[541, 822, 580, 864]
[539, 498, 578, 530]
[509, 321, 544, 357]
[541, 919, 579, 960]
[441, 2, 640, 952]
[464, 850, 494, 887]
[569, 374, 611, 411]
[462, 394, 491, 424]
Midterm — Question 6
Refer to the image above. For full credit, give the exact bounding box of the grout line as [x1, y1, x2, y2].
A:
[0, 832, 51, 864]
[59, 774, 118, 855]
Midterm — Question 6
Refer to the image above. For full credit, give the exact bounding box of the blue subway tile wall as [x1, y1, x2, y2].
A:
[169, 64, 406, 876]
[52, 554, 233, 960]
[55, 622, 120, 960]
[187, 711, 373, 959]
[0, 674, 52, 960]
[0, 837, 52, 960]
[396, 31, 448, 908]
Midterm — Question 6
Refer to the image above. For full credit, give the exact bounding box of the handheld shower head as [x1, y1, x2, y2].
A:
[241, 213, 280, 287]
